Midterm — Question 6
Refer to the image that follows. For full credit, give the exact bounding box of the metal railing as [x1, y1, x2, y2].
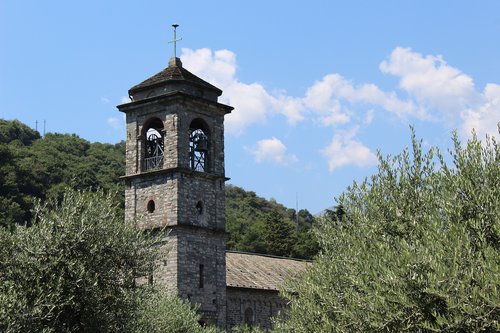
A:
[144, 156, 164, 171]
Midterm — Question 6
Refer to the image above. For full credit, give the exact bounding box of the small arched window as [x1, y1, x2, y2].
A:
[143, 118, 164, 171]
[147, 200, 155, 213]
[189, 119, 209, 172]
[244, 307, 254, 325]
[196, 201, 203, 215]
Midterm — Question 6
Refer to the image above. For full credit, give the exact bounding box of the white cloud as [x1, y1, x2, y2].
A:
[321, 127, 377, 171]
[380, 47, 498, 139]
[249, 137, 298, 165]
[461, 83, 500, 139]
[181, 48, 236, 88]
[364, 109, 374, 125]
[303, 74, 351, 126]
[222, 82, 275, 136]
[107, 117, 122, 130]
[380, 47, 477, 119]
[121, 96, 131, 104]
[101, 97, 110, 104]
[273, 94, 305, 125]
[352, 83, 422, 119]
[303, 73, 418, 125]
[182, 48, 276, 135]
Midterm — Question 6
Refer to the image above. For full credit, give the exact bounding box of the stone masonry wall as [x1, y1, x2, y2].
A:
[177, 228, 227, 327]
[125, 174, 178, 229]
[177, 174, 225, 230]
[226, 288, 286, 332]
[152, 232, 178, 293]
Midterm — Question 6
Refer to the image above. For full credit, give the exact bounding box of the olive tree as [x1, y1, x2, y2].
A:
[275, 129, 499, 332]
[0, 189, 213, 333]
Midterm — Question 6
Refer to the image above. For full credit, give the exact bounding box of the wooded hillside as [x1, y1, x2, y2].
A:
[0, 119, 317, 259]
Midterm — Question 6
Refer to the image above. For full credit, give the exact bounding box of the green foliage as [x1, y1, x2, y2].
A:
[0, 190, 150, 332]
[232, 323, 265, 333]
[0, 119, 40, 145]
[0, 119, 125, 229]
[26, 133, 125, 201]
[226, 185, 318, 259]
[275, 129, 500, 332]
[264, 211, 295, 257]
[133, 287, 220, 333]
[0, 189, 215, 332]
[0, 134, 38, 228]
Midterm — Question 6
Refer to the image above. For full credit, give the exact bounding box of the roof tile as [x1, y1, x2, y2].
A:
[129, 60, 222, 95]
[226, 251, 310, 291]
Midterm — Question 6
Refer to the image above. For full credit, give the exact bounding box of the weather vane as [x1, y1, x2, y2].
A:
[169, 24, 182, 58]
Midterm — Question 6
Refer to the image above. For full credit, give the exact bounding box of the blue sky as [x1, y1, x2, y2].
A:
[1, 1, 499, 214]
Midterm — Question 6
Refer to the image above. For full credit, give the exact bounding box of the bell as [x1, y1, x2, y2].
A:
[195, 136, 208, 152]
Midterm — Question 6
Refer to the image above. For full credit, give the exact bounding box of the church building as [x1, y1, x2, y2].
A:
[117, 30, 308, 331]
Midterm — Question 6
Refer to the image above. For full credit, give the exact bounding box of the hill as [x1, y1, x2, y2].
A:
[0, 119, 125, 229]
[226, 185, 318, 259]
[0, 119, 317, 258]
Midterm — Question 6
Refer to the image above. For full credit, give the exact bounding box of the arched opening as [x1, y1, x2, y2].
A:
[143, 117, 164, 171]
[147, 200, 155, 213]
[244, 307, 254, 325]
[189, 118, 209, 172]
[196, 201, 203, 215]
[198, 264, 204, 288]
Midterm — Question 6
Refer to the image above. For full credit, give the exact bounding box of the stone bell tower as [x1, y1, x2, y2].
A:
[117, 28, 232, 327]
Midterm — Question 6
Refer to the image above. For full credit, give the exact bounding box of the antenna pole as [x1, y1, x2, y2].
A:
[296, 192, 299, 224]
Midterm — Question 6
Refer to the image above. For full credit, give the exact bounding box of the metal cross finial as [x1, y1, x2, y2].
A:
[169, 24, 182, 58]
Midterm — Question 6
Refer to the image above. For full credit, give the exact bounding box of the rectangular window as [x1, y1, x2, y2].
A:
[199, 264, 204, 288]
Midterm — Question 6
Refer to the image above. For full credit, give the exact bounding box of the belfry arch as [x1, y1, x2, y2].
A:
[189, 118, 210, 172]
[143, 117, 164, 171]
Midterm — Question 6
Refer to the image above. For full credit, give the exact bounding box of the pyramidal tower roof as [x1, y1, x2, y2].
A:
[129, 56, 222, 97]
[125, 25, 224, 104]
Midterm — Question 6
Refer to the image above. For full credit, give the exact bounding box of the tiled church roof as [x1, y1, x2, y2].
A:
[226, 251, 310, 291]
[129, 57, 222, 95]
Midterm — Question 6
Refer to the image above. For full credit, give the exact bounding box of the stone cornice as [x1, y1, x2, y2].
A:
[121, 167, 230, 182]
[117, 91, 233, 114]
